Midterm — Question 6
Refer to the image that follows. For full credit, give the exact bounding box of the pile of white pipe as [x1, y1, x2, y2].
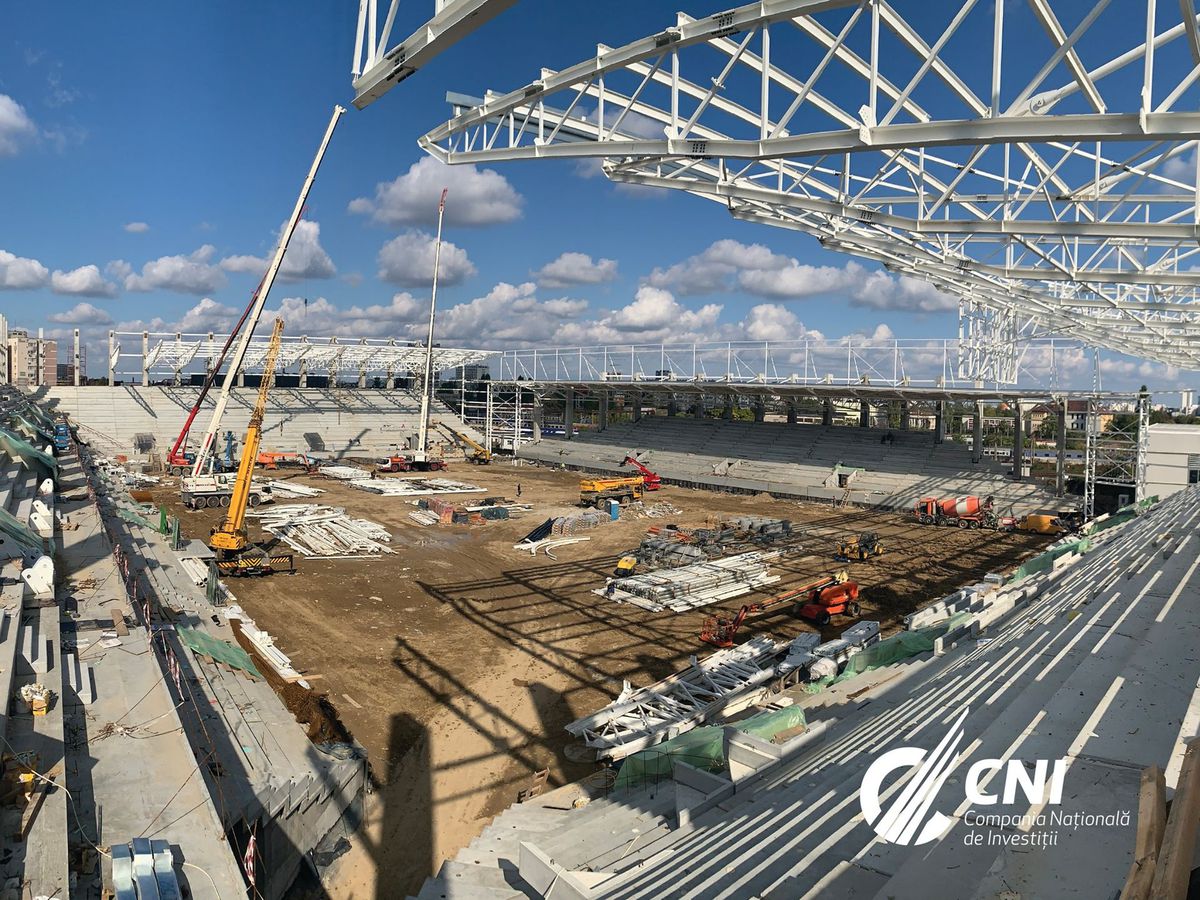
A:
[247, 504, 393, 557]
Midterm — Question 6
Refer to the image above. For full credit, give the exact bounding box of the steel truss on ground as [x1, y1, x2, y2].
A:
[107, 330, 496, 386]
[421, 0, 1200, 374]
[1083, 392, 1149, 519]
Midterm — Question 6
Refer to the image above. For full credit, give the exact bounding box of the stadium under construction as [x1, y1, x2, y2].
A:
[6, 2, 1200, 900]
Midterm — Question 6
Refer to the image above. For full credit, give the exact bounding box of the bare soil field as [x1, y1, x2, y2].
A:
[148, 461, 1052, 897]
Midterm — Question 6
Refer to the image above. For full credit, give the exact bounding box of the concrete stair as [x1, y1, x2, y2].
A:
[519, 418, 1062, 515]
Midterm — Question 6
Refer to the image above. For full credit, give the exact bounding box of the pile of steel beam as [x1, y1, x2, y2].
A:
[316, 464, 368, 480]
[598, 550, 785, 612]
[565, 635, 786, 759]
[260, 478, 325, 498]
[349, 477, 485, 496]
[247, 504, 393, 557]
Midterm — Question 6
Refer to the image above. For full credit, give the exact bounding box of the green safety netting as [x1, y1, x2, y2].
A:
[0, 506, 46, 554]
[1010, 539, 1093, 583]
[615, 705, 807, 789]
[0, 427, 57, 477]
[13, 413, 52, 443]
[176, 626, 261, 679]
[830, 613, 972, 684]
[1086, 496, 1159, 536]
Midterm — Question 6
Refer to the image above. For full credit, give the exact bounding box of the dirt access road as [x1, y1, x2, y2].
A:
[150, 462, 1052, 897]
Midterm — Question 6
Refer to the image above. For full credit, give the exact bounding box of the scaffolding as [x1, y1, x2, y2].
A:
[1084, 394, 1149, 520]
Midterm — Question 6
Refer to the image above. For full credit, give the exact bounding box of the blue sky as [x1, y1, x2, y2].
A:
[0, 1, 1194, 394]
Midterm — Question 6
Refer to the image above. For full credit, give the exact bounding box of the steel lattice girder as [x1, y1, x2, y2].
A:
[420, 0, 1200, 368]
[136, 333, 495, 377]
[351, 0, 516, 108]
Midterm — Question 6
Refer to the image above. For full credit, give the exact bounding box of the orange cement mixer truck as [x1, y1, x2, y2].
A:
[913, 495, 999, 529]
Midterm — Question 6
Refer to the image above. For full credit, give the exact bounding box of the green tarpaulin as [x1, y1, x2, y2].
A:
[176, 626, 261, 679]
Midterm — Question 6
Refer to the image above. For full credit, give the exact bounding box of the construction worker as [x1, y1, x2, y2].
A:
[516, 482, 522, 499]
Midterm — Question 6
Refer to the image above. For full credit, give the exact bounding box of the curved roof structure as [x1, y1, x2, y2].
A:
[420, 1, 1200, 372]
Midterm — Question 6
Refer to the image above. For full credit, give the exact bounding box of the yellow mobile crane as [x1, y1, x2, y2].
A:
[437, 421, 491, 464]
[208, 318, 295, 576]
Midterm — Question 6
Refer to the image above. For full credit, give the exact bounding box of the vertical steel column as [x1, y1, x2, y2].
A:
[598, 391, 609, 431]
[141, 331, 149, 386]
[108, 331, 116, 386]
[73, 329, 81, 386]
[900, 399, 910, 430]
[1136, 392, 1149, 501]
[1056, 398, 1067, 496]
[973, 400, 984, 463]
[1011, 401, 1023, 480]
[563, 387, 575, 439]
[859, 400, 870, 428]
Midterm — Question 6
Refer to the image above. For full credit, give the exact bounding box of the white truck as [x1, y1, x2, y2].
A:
[181, 472, 274, 510]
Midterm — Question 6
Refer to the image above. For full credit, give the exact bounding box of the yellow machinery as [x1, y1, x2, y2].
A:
[580, 475, 645, 508]
[613, 555, 638, 577]
[836, 531, 884, 561]
[208, 319, 294, 576]
[438, 422, 491, 464]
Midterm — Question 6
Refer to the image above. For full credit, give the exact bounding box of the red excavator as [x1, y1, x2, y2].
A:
[620, 455, 662, 491]
[700, 571, 857, 647]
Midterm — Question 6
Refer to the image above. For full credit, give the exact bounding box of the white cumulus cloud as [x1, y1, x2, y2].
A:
[0, 94, 37, 156]
[349, 156, 523, 228]
[124, 245, 226, 295]
[647, 239, 957, 312]
[51, 264, 117, 297]
[377, 230, 476, 288]
[48, 302, 113, 325]
[0, 249, 49, 289]
[220, 219, 336, 282]
[124, 221, 150, 234]
[533, 252, 619, 289]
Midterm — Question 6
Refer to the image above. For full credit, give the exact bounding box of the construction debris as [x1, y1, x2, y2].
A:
[597, 550, 786, 613]
[19, 683, 54, 716]
[247, 504, 394, 557]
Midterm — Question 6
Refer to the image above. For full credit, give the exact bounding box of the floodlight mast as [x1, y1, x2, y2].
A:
[189, 104, 345, 476]
[415, 188, 448, 462]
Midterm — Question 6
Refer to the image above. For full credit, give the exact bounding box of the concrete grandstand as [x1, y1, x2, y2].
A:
[518, 416, 1060, 515]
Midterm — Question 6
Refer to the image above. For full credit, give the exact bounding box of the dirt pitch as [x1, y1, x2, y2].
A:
[149, 462, 1052, 897]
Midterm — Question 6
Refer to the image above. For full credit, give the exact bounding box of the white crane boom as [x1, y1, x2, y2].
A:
[189, 105, 345, 477]
[415, 187, 447, 461]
